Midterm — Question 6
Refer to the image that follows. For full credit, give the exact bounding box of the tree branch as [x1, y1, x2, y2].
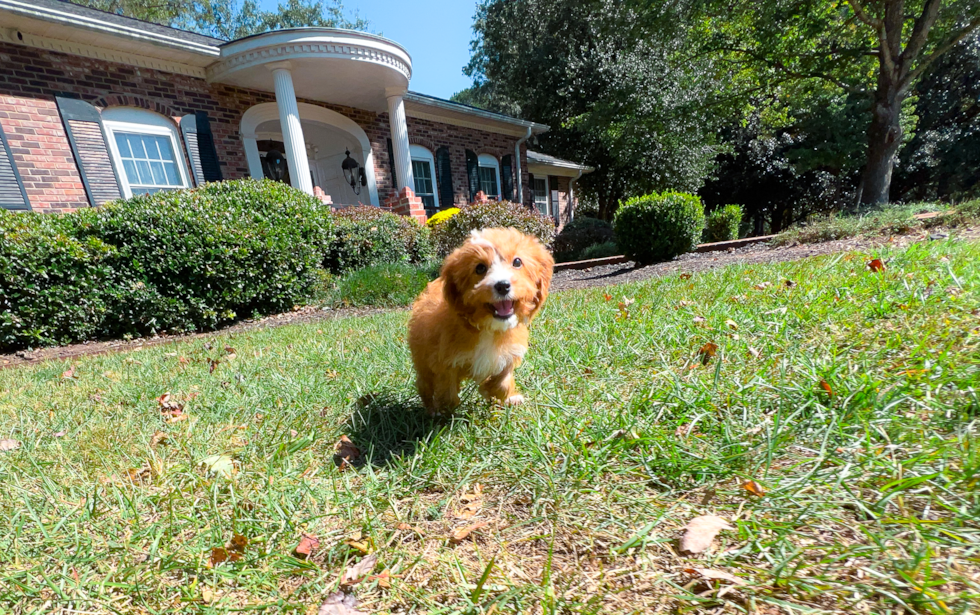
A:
[900, 0, 942, 76]
[901, 15, 980, 92]
[845, 0, 882, 29]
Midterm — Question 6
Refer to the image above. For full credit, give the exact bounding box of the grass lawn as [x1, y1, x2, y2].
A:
[2, 237, 979, 614]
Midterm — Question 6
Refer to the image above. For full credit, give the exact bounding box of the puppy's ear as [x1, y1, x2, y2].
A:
[441, 251, 469, 314]
[526, 238, 554, 322]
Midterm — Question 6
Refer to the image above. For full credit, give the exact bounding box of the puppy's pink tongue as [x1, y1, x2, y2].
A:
[494, 300, 514, 316]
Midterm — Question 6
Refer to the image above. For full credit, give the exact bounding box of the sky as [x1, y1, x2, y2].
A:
[260, 0, 480, 99]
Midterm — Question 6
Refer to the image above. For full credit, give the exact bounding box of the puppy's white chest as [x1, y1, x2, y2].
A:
[453, 334, 526, 381]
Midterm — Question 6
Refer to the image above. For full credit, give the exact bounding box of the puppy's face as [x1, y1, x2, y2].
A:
[442, 228, 554, 331]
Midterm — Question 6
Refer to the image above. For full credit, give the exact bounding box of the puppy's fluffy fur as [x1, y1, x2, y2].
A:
[408, 227, 554, 413]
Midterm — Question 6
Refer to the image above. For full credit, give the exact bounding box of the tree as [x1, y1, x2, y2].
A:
[688, 0, 980, 205]
[69, 0, 367, 40]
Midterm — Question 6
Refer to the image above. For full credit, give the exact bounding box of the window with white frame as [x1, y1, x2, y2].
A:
[533, 176, 549, 216]
[477, 154, 501, 199]
[410, 144, 439, 213]
[102, 107, 191, 198]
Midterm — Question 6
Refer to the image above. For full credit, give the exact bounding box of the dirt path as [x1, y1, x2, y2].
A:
[4, 226, 977, 369]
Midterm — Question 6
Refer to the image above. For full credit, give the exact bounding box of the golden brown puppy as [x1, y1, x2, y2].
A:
[408, 227, 554, 413]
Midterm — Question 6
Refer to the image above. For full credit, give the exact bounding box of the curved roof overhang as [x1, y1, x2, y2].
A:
[207, 29, 412, 112]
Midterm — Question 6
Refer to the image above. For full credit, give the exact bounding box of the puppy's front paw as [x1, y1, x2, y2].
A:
[503, 394, 524, 406]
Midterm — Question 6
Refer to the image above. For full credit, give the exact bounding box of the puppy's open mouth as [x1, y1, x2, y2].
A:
[490, 300, 515, 319]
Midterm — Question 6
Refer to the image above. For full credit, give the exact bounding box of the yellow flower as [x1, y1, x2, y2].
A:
[426, 207, 460, 227]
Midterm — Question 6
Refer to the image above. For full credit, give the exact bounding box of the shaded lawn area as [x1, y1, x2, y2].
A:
[1, 238, 979, 614]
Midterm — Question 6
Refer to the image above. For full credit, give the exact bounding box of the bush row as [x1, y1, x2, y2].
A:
[0, 180, 432, 350]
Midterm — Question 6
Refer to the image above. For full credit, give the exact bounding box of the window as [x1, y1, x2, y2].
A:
[410, 144, 439, 212]
[533, 176, 549, 216]
[102, 107, 190, 198]
[477, 154, 501, 199]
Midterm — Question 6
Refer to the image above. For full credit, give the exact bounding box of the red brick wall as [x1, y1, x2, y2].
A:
[0, 41, 529, 213]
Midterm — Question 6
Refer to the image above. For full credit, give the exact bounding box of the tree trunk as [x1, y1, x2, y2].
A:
[860, 81, 904, 206]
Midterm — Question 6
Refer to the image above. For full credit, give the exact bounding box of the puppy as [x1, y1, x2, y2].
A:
[408, 227, 554, 413]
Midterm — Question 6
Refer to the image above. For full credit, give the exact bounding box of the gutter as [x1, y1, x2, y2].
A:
[514, 126, 532, 205]
[405, 92, 549, 133]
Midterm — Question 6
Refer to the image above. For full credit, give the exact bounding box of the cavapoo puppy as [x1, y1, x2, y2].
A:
[408, 227, 554, 413]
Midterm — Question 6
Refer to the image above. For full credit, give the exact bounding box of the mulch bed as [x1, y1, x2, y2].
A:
[4, 225, 976, 369]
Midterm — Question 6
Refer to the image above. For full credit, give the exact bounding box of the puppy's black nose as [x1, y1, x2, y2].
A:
[494, 280, 511, 295]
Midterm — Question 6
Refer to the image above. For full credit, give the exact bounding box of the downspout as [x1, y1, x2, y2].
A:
[514, 126, 532, 204]
[568, 168, 583, 222]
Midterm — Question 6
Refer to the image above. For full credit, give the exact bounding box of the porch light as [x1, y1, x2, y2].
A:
[341, 149, 361, 195]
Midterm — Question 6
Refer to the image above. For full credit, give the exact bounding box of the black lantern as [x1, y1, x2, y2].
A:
[341, 149, 361, 195]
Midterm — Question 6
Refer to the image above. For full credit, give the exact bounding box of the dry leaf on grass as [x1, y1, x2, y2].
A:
[685, 567, 746, 585]
[698, 343, 719, 365]
[209, 547, 240, 565]
[451, 521, 488, 543]
[455, 484, 483, 519]
[820, 380, 835, 396]
[318, 592, 366, 615]
[603, 293, 612, 301]
[784, 279, 797, 288]
[747, 347, 760, 359]
[753, 282, 771, 291]
[868, 258, 885, 272]
[368, 569, 393, 589]
[61, 367, 77, 380]
[294, 533, 320, 559]
[127, 467, 151, 483]
[742, 480, 766, 497]
[228, 533, 248, 553]
[341, 553, 377, 586]
[679, 273, 692, 280]
[725, 319, 738, 330]
[200, 454, 235, 479]
[150, 431, 169, 448]
[679, 515, 733, 554]
[693, 316, 706, 324]
[0, 439, 21, 452]
[334, 435, 361, 471]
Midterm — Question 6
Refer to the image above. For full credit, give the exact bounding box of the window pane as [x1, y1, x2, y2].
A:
[135, 160, 153, 184]
[420, 194, 435, 211]
[114, 133, 132, 158]
[479, 167, 498, 197]
[163, 161, 179, 185]
[149, 161, 167, 185]
[155, 136, 174, 160]
[114, 131, 183, 190]
[412, 160, 434, 198]
[122, 159, 139, 185]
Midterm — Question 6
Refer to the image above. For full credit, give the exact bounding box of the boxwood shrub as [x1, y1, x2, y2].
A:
[553, 217, 616, 262]
[613, 191, 705, 264]
[328, 205, 434, 273]
[705, 204, 744, 243]
[431, 200, 555, 256]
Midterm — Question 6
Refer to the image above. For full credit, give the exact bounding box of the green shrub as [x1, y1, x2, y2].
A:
[705, 204, 743, 243]
[328, 206, 434, 273]
[553, 217, 615, 262]
[613, 191, 706, 264]
[578, 241, 621, 260]
[431, 200, 555, 256]
[330, 262, 437, 308]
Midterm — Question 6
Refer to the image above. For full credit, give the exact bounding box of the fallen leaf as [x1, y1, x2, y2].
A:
[61, 367, 77, 380]
[52, 430, 67, 438]
[819, 380, 834, 396]
[675, 423, 697, 437]
[693, 316, 706, 324]
[227, 533, 248, 553]
[128, 467, 151, 483]
[150, 431, 169, 448]
[679, 273, 692, 280]
[368, 569, 392, 589]
[341, 553, 378, 586]
[753, 282, 771, 290]
[200, 454, 235, 479]
[201, 588, 214, 603]
[698, 343, 719, 365]
[725, 319, 738, 330]
[294, 533, 320, 558]
[685, 568, 746, 585]
[451, 521, 488, 543]
[207, 358, 220, 374]
[396, 523, 415, 531]
[784, 279, 797, 288]
[603, 293, 612, 301]
[679, 515, 733, 554]
[868, 258, 885, 272]
[1, 439, 23, 452]
[318, 592, 366, 615]
[747, 347, 760, 359]
[678, 300, 694, 307]
[178, 356, 190, 365]
[334, 435, 360, 471]
[455, 484, 483, 519]
[209, 547, 240, 566]
[742, 480, 766, 497]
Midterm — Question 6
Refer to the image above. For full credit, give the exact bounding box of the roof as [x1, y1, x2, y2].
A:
[405, 92, 549, 134]
[35, 0, 224, 45]
[527, 150, 594, 172]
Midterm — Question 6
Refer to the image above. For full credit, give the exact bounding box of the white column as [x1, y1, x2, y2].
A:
[269, 62, 313, 195]
[386, 87, 414, 192]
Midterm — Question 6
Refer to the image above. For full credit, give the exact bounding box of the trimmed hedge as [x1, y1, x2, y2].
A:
[579, 241, 620, 260]
[705, 204, 744, 243]
[614, 191, 706, 264]
[0, 180, 433, 351]
[553, 217, 616, 262]
[431, 200, 555, 256]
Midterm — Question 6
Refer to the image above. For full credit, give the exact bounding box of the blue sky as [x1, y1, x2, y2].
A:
[260, 0, 479, 99]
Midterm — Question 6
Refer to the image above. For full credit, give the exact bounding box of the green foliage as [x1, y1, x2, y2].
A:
[553, 217, 615, 262]
[705, 204, 744, 243]
[614, 191, 706, 264]
[431, 200, 555, 256]
[329, 262, 437, 308]
[328, 206, 433, 273]
[578, 241, 621, 260]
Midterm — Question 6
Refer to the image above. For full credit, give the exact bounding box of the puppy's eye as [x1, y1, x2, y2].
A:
[475, 263, 488, 275]
[512, 258, 523, 268]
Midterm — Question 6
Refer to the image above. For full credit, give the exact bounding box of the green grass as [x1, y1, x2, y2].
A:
[323, 262, 440, 308]
[2, 237, 979, 613]
[772, 199, 980, 246]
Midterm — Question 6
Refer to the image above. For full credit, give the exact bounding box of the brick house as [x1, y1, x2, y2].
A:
[0, 0, 591, 227]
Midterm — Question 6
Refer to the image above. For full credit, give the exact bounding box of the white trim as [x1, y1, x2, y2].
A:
[240, 102, 379, 206]
[532, 175, 550, 217]
[101, 108, 191, 199]
[405, 92, 548, 133]
[405, 109, 537, 138]
[478, 154, 502, 200]
[409, 144, 438, 211]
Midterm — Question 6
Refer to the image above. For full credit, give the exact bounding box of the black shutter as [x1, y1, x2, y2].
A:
[435, 146, 454, 209]
[386, 138, 398, 190]
[465, 149, 479, 201]
[56, 97, 121, 206]
[180, 112, 222, 185]
[500, 154, 514, 202]
[0, 122, 30, 210]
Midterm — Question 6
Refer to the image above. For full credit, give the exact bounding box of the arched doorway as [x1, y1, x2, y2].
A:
[240, 102, 379, 206]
